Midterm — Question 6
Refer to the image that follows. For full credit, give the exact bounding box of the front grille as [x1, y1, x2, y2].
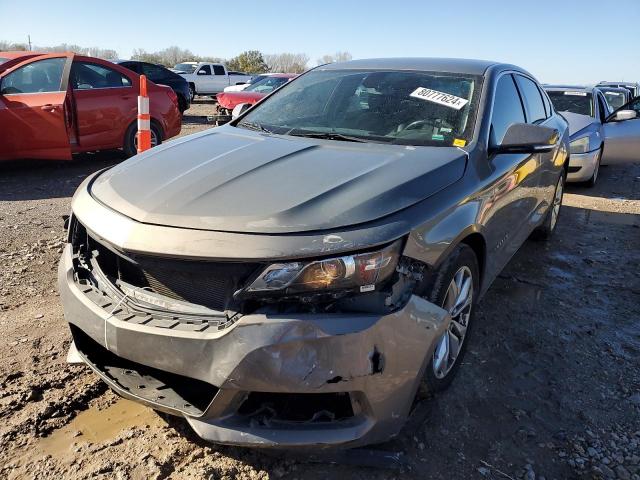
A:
[72, 220, 261, 311]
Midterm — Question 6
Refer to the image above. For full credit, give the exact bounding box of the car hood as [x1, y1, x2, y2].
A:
[217, 91, 265, 109]
[560, 111, 600, 137]
[89, 128, 467, 234]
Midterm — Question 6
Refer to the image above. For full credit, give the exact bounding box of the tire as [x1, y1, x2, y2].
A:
[584, 146, 602, 188]
[177, 94, 188, 114]
[532, 172, 565, 240]
[189, 84, 196, 102]
[123, 122, 162, 158]
[417, 244, 479, 394]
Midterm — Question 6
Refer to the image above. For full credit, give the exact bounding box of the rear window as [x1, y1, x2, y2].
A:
[547, 90, 594, 117]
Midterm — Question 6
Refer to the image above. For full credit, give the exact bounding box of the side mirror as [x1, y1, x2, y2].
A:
[612, 109, 637, 121]
[494, 123, 559, 154]
[231, 103, 251, 119]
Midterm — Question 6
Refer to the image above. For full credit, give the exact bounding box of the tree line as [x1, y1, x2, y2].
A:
[1, 41, 352, 74]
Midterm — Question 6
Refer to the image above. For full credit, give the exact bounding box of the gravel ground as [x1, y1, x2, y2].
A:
[1, 99, 639, 479]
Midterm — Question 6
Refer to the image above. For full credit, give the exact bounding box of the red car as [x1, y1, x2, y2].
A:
[215, 73, 296, 117]
[0, 52, 181, 161]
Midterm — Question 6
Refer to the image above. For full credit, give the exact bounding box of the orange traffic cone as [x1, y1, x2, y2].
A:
[137, 75, 152, 153]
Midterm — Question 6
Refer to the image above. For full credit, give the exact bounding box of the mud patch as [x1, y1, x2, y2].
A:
[35, 398, 164, 458]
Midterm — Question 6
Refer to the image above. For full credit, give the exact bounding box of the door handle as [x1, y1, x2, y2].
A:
[41, 104, 57, 111]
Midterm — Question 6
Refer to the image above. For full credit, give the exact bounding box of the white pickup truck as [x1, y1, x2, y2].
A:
[177, 63, 252, 100]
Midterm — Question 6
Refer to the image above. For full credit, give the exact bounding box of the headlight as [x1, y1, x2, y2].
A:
[569, 136, 590, 154]
[242, 239, 403, 296]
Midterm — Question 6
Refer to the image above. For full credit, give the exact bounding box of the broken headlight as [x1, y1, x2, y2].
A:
[242, 239, 402, 297]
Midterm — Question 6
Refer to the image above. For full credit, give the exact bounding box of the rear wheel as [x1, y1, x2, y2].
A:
[123, 122, 161, 158]
[532, 172, 564, 240]
[189, 84, 196, 102]
[418, 244, 479, 394]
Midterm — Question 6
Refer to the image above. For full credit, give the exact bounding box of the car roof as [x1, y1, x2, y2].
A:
[0, 51, 46, 60]
[270, 73, 297, 78]
[317, 57, 519, 76]
[544, 85, 597, 93]
[598, 81, 638, 87]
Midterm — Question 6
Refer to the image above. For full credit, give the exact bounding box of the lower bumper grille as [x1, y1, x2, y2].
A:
[71, 325, 218, 416]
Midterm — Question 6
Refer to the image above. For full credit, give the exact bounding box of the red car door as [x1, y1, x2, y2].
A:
[0, 53, 73, 160]
[70, 58, 136, 150]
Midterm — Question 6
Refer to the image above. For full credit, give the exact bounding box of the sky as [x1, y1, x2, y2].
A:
[1, 0, 639, 84]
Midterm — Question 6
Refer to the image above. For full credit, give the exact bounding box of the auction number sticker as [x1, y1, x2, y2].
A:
[410, 87, 469, 110]
[564, 91, 587, 96]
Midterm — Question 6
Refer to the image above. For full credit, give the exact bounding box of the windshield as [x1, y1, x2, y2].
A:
[0, 57, 8, 65]
[547, 90, 594, 117]
[601, 90, 627, 111]
[245, 76, 289, 94]
[174, 63, 197, 73]
[237, 69, 481, 146]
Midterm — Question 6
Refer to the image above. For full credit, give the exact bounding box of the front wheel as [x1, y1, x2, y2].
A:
[418, 244, 479, 394]
[189, 84, 196, 102]
[123, 122, 162, 158]
[584, 147, 602, 188]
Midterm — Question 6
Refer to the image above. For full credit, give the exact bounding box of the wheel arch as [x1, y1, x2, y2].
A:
[431, 227, 487, 293]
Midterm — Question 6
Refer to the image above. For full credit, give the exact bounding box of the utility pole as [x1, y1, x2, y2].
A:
[28, 35, 32, 51]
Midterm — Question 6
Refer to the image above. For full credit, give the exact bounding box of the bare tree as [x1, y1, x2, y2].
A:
[264, 53, 310, 74]
[317, 51, 352, 65]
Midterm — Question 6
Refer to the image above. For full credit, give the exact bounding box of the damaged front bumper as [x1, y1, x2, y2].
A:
[58, 244, 450, 448]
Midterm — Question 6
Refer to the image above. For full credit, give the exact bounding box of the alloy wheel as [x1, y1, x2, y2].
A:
[133, 128, 159, 150]
[550, 175, 564, 231]
[433, 266, 473, 379]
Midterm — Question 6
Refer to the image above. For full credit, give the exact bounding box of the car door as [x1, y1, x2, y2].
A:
[0, 53, 73, 160]
[482, 73, 546, 282]
[602, 96, 640, 164]
[195, 64, 214, 93]
[71, 59, 136, 150]
[211, 65, 228, 93]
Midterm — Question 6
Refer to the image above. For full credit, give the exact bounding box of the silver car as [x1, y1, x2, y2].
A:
[545, 85, 640, 186]
[597, 81, 640, 98]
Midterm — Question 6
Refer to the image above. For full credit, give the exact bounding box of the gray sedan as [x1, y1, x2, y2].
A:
[60, 58, 570, 448]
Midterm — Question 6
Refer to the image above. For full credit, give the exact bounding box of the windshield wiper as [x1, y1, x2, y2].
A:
[287, 131, 370, 143]
[237, 121, 273, 134]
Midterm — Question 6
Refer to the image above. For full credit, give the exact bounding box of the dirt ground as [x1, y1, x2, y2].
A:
[1, 99, 639, 479]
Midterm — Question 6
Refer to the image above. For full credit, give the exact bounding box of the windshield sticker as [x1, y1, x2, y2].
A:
[432, 134, 445, 141]
[453, 138, 467, 147]
[564, 91, 587, 96]
[410, 87, 469, 110]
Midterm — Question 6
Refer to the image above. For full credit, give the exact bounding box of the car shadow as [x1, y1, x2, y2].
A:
[0, 150, 124, 202]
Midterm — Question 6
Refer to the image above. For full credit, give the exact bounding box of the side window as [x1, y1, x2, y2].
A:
[72, 62, 131, 90]
[627, 97, 640, 114]
[213, 65, 225, 75]
[197, 65, 212, 75]
[491, 74, 526, 145]
[514, 75, 547, 124]
[540, 87, 552, 118]
[121, 62, 141, 74]
[0, 58, 65, 94]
